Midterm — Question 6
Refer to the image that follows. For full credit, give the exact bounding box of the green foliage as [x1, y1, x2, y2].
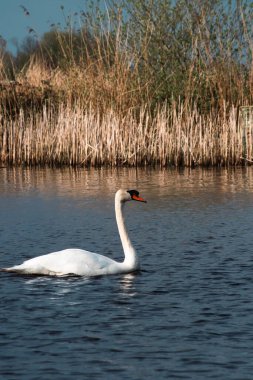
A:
[3, 0, 253, 112]
[14, 36, 39, 71]
[0, 36, 14, 79]
[118, 0, 253, 108]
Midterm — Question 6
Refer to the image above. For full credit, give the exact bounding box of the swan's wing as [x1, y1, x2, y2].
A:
[3, 248, 118, 276]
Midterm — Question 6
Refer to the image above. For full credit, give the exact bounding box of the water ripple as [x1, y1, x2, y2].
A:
[1, 168, 253, 379]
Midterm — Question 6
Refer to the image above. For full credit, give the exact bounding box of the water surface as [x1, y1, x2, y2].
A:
[1, 167, 253, 379]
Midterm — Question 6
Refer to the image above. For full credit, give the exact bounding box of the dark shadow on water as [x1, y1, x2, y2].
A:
[0, 269, 143, 281]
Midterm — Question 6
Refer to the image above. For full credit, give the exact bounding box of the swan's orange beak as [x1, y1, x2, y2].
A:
[132, 194, 147, 203]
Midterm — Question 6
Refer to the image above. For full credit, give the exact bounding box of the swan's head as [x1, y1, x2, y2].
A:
[116, 189, 147, 203]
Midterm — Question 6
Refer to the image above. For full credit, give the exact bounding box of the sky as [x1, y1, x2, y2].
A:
[0, 0, 90, 54]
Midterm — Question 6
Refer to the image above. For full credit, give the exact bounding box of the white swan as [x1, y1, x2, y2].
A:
[2, 189, 146, 276]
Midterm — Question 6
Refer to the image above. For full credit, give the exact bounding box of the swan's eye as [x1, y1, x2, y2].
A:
[127, 189, 139, 198]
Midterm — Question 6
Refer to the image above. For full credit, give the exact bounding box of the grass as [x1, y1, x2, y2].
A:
[0, 100, 246, 167]
[0, 2, 252, 168]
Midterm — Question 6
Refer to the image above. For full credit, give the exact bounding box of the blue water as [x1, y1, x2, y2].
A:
[1, 167, 253, 379]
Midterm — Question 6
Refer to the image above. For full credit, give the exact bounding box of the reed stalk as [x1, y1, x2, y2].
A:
[0, 101, 246, 167]
[0, 1, 252, 167]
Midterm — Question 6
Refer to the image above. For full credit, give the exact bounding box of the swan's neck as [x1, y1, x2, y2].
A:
[115, 199, 139, 270]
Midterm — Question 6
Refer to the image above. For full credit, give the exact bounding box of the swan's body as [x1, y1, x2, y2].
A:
[2, 189, 146, 277]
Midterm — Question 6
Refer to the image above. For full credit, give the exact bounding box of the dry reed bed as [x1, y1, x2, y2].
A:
[0, 102, 245, 167]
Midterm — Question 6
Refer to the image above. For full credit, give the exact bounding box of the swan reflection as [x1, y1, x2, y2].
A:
[119, 273, 138, 295]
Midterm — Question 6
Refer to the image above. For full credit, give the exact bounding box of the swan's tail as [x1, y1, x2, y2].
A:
[1, 265, 66, 276]
[0, 265, 20, 272]
[1, 265, 26, 273]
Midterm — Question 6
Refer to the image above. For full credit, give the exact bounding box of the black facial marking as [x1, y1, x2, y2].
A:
[127, 190, 139, 198]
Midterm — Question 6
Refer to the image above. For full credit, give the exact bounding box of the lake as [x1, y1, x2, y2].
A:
[1, 167, 253, 380]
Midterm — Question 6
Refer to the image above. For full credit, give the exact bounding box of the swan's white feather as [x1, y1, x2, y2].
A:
[5, 248, 125, 276]
[2, 189, 145, 277]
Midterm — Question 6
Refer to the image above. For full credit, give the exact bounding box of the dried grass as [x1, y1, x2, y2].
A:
[0, 8, 251, 168]
[0, 101, 245, 167]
